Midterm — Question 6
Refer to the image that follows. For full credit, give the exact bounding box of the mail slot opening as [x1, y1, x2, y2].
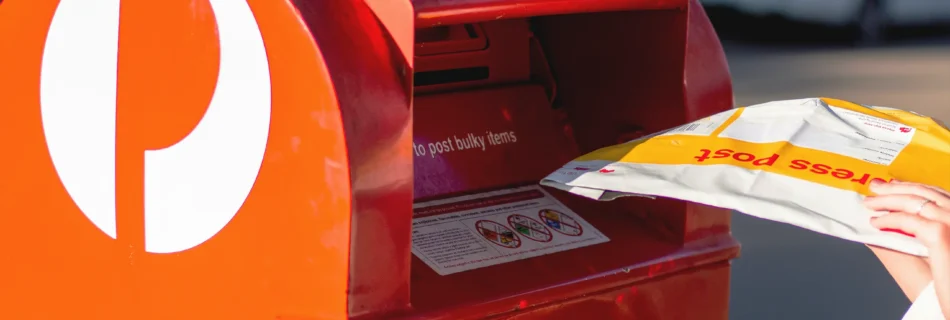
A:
[414, 67, 489, 86]
[408, 3, 737, 318]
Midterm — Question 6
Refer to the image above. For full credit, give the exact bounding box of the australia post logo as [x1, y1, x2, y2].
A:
[39, 0, 270, 253]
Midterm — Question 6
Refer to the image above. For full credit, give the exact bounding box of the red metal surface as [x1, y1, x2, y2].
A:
[293, 0, 415, 317]
[399, 0, 738, 317]
[498, 261, 733, 320]
[415, 24, 487, 56]
[414, 19, 531, 94]
[413, 85, 575, 199]
[530, 0, 735, 245]
[300, 0, 736, 318]
[681, 1, 736, 243]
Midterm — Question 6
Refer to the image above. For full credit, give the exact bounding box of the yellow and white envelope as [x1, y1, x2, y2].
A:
[542, 97, 950, 256]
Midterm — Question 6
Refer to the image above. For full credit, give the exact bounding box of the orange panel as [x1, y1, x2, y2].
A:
[0, 0, 352, 319]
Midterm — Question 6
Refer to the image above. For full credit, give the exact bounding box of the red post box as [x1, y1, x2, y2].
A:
[0, 0, 737, 319]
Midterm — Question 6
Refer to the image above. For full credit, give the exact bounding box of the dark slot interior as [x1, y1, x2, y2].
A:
[413, 66, 490, 86]
[463, 24, 478, 38]
[415, 24, 480, 43]
[415, 26, 451, 43]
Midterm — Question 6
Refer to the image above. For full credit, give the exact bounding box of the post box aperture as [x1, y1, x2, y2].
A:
[403, 1, 740, 319]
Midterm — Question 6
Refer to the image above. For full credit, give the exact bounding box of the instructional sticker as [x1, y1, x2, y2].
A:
[507, 214, 553, 243]
[411, 185, 610, 276]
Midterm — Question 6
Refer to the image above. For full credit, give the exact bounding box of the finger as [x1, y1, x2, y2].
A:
[872, 180, 950, 206]
[870, 212, 949, 246]
[916, 201, 950, 225]
[891, 179, 950, 198]
[870, 212, 927, 236]
[864, 195, 950, 224]
[865, 194, 928, 213]
[870, 181, 950, 208]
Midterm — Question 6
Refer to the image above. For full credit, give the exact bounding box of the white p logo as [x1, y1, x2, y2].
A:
[39, 0, 271, 253]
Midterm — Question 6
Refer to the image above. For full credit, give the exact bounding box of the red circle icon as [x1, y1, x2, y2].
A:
[507, 214, 553, 243]
[538, 209, 584, 236]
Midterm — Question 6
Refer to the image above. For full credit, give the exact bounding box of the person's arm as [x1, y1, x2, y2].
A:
[867, 245, 932, 301]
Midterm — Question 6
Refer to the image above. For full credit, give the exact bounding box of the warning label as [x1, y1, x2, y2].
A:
[508, 214, 553, 243]
[411, 185, 610, 276]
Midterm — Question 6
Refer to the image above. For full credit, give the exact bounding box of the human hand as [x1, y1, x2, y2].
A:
[865, 180, 950, 319]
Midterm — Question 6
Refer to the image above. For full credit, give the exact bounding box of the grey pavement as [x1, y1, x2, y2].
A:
[723, 35, 950, 320]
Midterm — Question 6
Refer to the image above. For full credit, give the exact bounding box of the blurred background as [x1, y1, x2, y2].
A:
[698, 1, 950, 319]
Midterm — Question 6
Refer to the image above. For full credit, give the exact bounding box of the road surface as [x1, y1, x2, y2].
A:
[720, 30, 950, 320]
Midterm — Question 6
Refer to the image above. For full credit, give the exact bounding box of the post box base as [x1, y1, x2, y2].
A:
[397, 259, 734, 320]
[500, 261, 733, 320]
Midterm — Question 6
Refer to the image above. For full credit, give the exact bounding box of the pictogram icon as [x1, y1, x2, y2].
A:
[476, 220, 522, 248]
[539, 209, 583, 236]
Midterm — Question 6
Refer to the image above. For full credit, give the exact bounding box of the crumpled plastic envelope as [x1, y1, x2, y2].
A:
[541, 97, 950, 256]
